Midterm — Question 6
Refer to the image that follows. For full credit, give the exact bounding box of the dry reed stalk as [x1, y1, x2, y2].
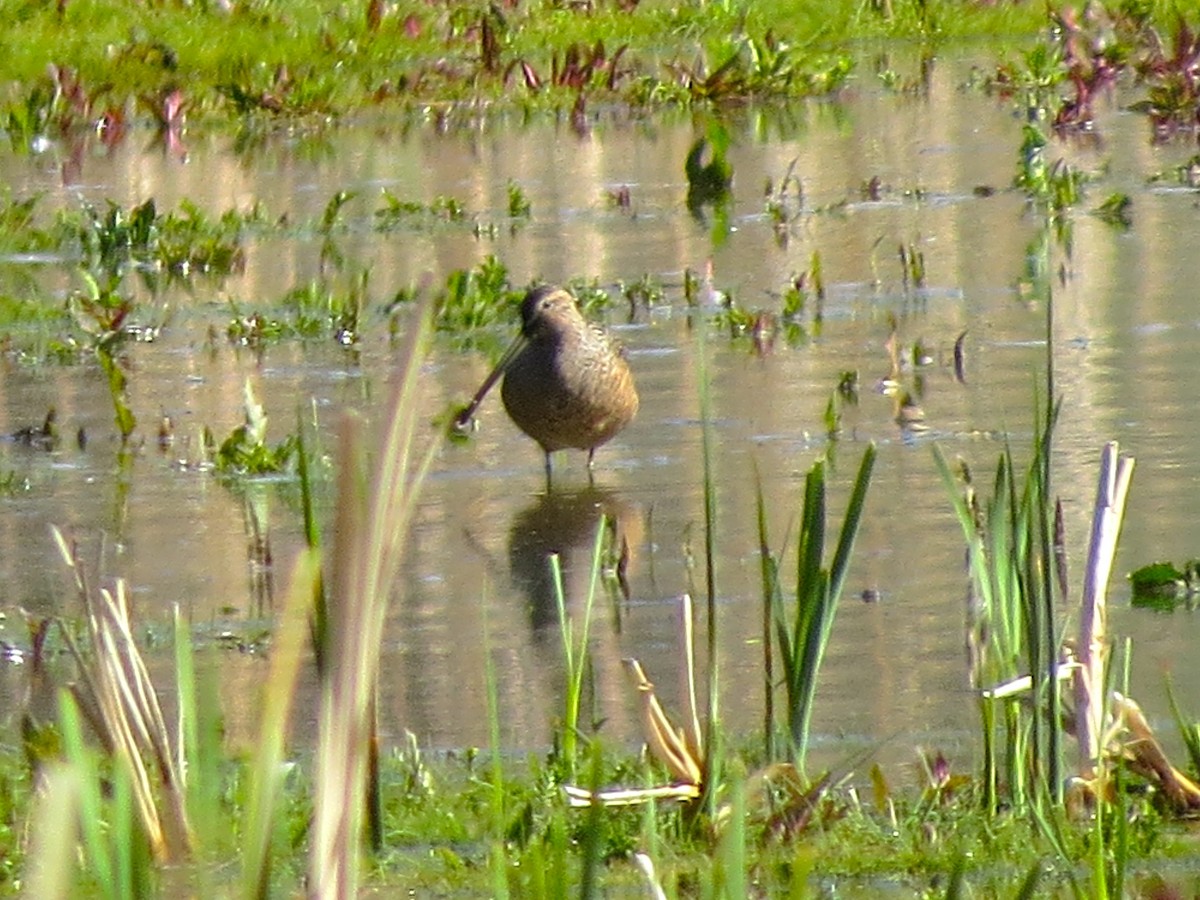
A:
[676, 593, 703, 767]
[1074, 442, 1134, 779]
[1111, 693, 1200, 813]
[52, 528, 193, 863]
[309, 293, 439, 899]
[623, 657, 703, 787]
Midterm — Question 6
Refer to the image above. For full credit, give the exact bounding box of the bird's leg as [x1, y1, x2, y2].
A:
[543, 450, 553, 490]
[587, 448, 596, 469]
[586, 448, 597, 486]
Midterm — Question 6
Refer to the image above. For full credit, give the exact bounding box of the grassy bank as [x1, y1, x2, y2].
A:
[3, 0, 1064, 129]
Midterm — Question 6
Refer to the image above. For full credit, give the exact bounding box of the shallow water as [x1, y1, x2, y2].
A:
[2, 49, 1200, 772]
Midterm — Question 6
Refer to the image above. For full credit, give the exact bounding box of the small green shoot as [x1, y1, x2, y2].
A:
[1093, 192, 1133, 228]
[1015, 124, 1085, 211]
[549, 519, 609, 778]
[373, 190, 467, 230]
[215, 380, 298, 476]
[506, 180, 532, 219]
[1129, 560, 1200, 610]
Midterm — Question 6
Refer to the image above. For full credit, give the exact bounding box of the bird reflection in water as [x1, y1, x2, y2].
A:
[507, 485, 643, 634]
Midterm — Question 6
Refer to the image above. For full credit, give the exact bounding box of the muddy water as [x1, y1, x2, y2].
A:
[2, 51, 1200, 771]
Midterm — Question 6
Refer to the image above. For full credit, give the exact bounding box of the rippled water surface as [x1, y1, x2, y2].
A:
[2, 50, 1199, 770]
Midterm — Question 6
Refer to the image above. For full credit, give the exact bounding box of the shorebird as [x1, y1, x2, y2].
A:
[455, 285, 639, 480]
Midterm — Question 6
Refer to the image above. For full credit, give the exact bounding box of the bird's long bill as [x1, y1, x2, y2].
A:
[453, 331, 529, 429]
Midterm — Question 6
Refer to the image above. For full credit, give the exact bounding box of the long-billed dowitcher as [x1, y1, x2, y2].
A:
[455, 285, 639, 479]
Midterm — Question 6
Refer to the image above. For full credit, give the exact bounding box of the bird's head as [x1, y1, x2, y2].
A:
[520, 286, 580, 340]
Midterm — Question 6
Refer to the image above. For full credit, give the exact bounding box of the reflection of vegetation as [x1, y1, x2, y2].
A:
[685, 135, 733, 210]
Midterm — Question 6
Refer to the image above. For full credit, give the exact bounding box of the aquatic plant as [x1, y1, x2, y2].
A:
[58, 199, 249, 281]
[1014, 124, 1085, 213]
[373, 190, 468, 230]
[69, 271, 137, 442]
[0, 192, 41, 246]
[228, 271, 369, 347]
[984, 2, 1200, 141]
[1128, 559, 1200, 610]
[23, 533, 203, 897]
[214, 380, 299, 477]
[934, 408, 1062, 815]
[653, 31, 852, 106]
[758, 447, 876, 772]
[1093, 192, 1133, 228]
[506, 180, 532, 220]
[618, 274, 665, 312]
[1132, 16, 1200, 139]
[433, 255, 523, 340]
[508, 39, 631, 94]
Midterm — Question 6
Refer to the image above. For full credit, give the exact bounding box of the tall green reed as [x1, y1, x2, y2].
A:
[240, 551, 321, 899]
[934, 400, 1064, 815]
[549, 518, 608, 777]
[694, 304, 722, 815]
[482, 587, 512, 900]
[758, 446, 876, 772]
[54, 692, 153, 899]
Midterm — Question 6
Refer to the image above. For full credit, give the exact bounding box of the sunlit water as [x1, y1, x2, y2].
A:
[2, 50, 1199, 776]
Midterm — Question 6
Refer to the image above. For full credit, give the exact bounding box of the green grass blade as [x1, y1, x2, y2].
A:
[942, 855, 966, 900]
[755, 471, 782, 760]
[23, 763, 83, 899]
[1014, 863, 1044, 900]
[715, 773, 746, 899]
[58, 690, 115, 896]
[242, 550, 321, 900]
[826, 443, 876, 601]
[579, 745, 605, 900]
[481, 582, 510, 899]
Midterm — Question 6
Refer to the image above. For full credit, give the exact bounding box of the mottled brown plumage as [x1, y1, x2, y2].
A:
[455, 286, 638, 478]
